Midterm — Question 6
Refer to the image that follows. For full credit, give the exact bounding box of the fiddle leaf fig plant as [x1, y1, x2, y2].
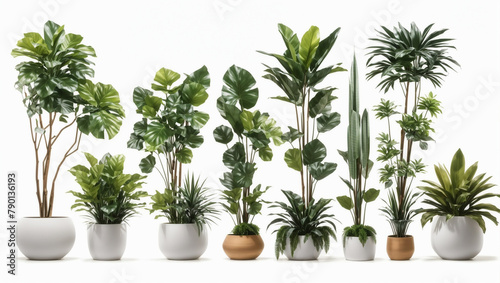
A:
[367, 22, 459, 237]
[337, 55, 379, 247]
[417, 149, 500, 233]
[261, 24, 343, 257]
[215, 65, 283, 236]
[11, 20, 125, 217]
[68, 153, 148, 224]
[127, 66, 211, 226]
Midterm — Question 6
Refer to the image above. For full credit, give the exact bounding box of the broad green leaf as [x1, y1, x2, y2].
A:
[176, 148, 193, 163]
[232, 162, 256, 188]
[285, 148, 302, 171]
[223, 104, 244, 136]
[60, 33, 83, 50]
[337, 195, 354, 210]
[144, 121, 170, 147]
[363, 188, 380, 203]
[450, 149, 465, 189]
[191, 111, 209, 130]
[240, 110, 254, 131]
[223, 142, 245, 169]
[222, 65, 259, 109]
[317, 112, 341, 133]
[258, 146, 273, 161]
[186, 65, 210, 88]
[303, 139, 327, 165]
[309, 90, 331, 118]
[139, 155, 156, 173]
[84, 152, 98, 167]
[361, 109, 370, 170]
[151, 68, 180, 92]
[278, 23, 300, 61]
[127, 133, 143, 150]
[310, 27, 340, 71]
[247, 129, 270, 149]
[299, 26, 320, 70]
[309, 162, 337, 180]
[213, 125, 234, 144]
[348, 110, 360, 179]
[220, 173, 238, 190]
[181, 82, 208, 106]
[282, 126, 303, 143]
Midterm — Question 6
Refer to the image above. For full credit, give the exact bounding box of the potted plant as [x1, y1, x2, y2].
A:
[366, 22, 459, 260]
[336, 55, 380, 261]
[68, 153, 147, 260]
[11, 20, 125, 260]
[214, 65, 283, 260]
[417, 149, 499, 260]
[127, 66, 217, 260]
[261, 24, 343, 260]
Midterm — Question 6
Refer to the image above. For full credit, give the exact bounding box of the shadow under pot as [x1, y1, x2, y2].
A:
[159, 223, 208, 260]
[284, 235, 321, 260]
[87, 223, 127, 260]
[343, 236, 376, 261]
[17, 217, 75, 260]
[222, 235, 264, 260]
[386, 235, 414, 260]
[431, 216, 483, 260]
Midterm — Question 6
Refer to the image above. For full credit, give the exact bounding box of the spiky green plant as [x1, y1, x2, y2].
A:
[417, 149, 500, 232]
[337, 54, 379, 247]
[268, 190, 337, 259]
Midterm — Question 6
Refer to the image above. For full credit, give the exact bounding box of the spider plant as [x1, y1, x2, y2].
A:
[367, 22, 459, 237]
[417, 149, 500, 233]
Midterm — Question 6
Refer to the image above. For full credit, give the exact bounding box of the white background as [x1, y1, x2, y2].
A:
[1, 0, 500, 282]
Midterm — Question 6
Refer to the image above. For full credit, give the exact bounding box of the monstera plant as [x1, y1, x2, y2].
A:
[261, 24, 343, 260]
[11, 20, 125, 260]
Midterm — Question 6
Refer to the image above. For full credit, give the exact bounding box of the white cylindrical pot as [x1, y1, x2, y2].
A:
[284, 235, 321, 260]
[87, 224, 127, 260]
[343, 236, 376, 261]
[159, 223, 208, 260]
[431, 216, 483, 260]
[17, 217, 76, 260]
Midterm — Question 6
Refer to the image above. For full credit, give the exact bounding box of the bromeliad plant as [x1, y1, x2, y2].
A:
[214, 65, 283, 236]
[366, 22, 459, 237]
[127, 66, 211, 227]
[68, 153, 148, 224]
[12, 20, 125, 217]
[417, 149, 500, 232]
[337, 55, 379, 247]
[261, 24, 343, 257]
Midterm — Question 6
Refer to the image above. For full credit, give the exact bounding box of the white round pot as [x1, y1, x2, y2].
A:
[284, 235, 321, 260]
[87, 224, 127, 260]
[343, 236, 376, 261]
[158, 223, 208, 260]
[431, 216, 483, 260]
[17, 217, 75, 260]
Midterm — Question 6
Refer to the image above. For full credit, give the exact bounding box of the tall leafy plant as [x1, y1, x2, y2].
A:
[366, 22, 459, 237]
[127, 66, 210, 224]
[11, 21, 125, 217]
[337, 55, 379, 246]
[214, 65, 283, 235]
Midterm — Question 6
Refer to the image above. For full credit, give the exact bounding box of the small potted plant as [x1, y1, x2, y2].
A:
[12, 20, 125, 260]
[127, 66, 217, 260]
[337, 55, 380, 261]
[366, 22, 459, 260]
[261, 24, 343, 260]
[417, 149, 499, 260]
[68, 153, 147, 260]
[215, 65, 283, 260]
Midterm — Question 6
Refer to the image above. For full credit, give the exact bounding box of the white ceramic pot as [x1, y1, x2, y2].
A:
[17, 217, 75, 260]
[158, 223, 208, 260]
[87, 224, 127, 260]
[343, 236, 376, 261]
[431, 216, 483, 260]
[284, 235, 321, 260]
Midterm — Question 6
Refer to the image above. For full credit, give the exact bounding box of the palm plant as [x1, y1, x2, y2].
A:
[337, 55, 379, 246]
[68, 153, 148, 224]
[367, 22, 459, 237]
[214, 65, 283, 235]
[269, 190, 337, 259]
[11, 20, 125, 217]
[417, 149, 500, 232]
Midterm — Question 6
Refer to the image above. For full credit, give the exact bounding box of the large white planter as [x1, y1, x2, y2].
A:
[158, 223, 208, 260]
[284, 235, 321, 260]
[431, 216, 483, 260]
[87, 224, 127, 260]
[343, 236, 376, 261]
[17, 217, 75, 260]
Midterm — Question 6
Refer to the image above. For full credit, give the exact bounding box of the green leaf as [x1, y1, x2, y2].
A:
[84, 152, 98, 167]
[282, 126, 303, 143]
[176, 148, 193, 164]
[232, 162, 256, 188]
[191, 111, 209, 130]
[139, 155, 156, 173]
[223, 104, 244, 136]
[309, 162, 337, 180]
[450, 149, 465, 189]
[213, 125, 234, 144]
[299, 26, 320, 70]
[151, 68, 180, 92]
[309, 90, 332, 118]
[240, 110, 254, 131]
[317, 112, 341, 133]
[258, 146, 273, 162]
[284, 148, 302, 171]
[144, 121, 170, 147]
[363, 188, 380, 203]
[222, 65, 259, 109]
[132, 87, 153, 109]
[223, 142, 245, 169]
[181, 82, 208, 106]
[127, 133, 143, 150]
[310, 27, 341, 71]
[337, 196, 354, 210]
[186, 65, 210, 88]
[303, 139, 327, 165]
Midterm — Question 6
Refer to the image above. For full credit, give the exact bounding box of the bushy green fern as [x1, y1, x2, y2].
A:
[232, 223, 260, 235]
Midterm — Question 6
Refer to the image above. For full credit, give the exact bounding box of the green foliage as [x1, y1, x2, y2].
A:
[269, 190, 337, 259]
[232, 223, 260, 236]
[260, 23, 344, 206]
[342, 224, 377, 247]
[367, 22, 458, 237]
[68, 153, 147, 224]
[215, 65, 282, 233]
[149, 174, 219, 234]
[417, 149, 500, 233]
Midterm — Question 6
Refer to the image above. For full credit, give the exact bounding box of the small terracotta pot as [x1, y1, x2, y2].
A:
[222, 234, 264, 260]
[386, 235, 414, 260]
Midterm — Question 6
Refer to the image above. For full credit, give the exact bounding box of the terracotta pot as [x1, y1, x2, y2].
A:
[222, 234, 264, 260]
[386, 235, 414, 260]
